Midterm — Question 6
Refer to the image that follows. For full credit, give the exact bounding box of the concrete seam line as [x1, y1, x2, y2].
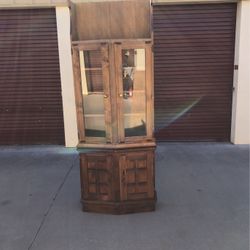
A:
[27, 156, 78, 250]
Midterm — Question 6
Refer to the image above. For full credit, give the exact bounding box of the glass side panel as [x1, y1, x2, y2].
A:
[122, 48, 146, 137]
[79, 50, 106, 138]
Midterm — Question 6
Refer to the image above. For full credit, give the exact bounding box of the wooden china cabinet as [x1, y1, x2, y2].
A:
[71, 1, 155, 214]
[72, 40, 156, 214]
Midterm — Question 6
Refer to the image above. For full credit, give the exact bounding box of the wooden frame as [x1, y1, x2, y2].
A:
[115, 41, 154, 144]
[72, 48, 85, 142]
[73, 40, 156, 214]
[72, 42, 112, 144]
[79, 146, 156, 214]
[71, 1, 156, 215]
[72, 39, 151, 46]
[72, 40, 154, 147]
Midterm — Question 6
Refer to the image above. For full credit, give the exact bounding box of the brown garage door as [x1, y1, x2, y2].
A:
[153, 3, 236, 141]
[0, 8, 65, 145]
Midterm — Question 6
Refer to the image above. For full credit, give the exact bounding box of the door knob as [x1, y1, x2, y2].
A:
[119, 93, 123, 97]
[104, 94, 109, 98]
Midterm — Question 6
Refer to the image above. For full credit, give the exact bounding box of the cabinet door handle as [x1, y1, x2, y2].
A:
[119, 93, 123, 97]
[104, 94, 109, 98]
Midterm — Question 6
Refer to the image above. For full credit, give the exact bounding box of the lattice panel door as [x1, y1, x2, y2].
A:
[81, 154, 113, 201]
[119, 151, 154, 201]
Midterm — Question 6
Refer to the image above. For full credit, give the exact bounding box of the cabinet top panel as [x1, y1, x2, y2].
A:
[71, 0, 151, 41]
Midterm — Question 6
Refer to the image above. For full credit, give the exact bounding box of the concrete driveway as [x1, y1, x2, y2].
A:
[0, 143, 249, 250]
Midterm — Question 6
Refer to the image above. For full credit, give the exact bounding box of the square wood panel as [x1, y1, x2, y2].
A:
[119, 150, 154, 201]
[80, 154, 114, 201]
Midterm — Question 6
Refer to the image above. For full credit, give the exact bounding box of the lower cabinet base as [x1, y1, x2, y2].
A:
[79, 146, 156, 214]
[81, 195, 157, 215]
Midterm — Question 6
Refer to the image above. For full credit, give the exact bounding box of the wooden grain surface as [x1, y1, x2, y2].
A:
[72, 41, 154, 145]
[72, 48, 86, 142]
[79, 146, 156, 214]
[71, 0, 151, 41]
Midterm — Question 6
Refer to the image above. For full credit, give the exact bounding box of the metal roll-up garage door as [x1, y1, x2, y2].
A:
[0, 8, 65, 145]
[153, 3, 237, 141]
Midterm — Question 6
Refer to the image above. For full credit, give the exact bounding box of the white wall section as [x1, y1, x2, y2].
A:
[0, 0, 67, 8]
[231, 0, 250, 144]
[56, 6, 78, 147]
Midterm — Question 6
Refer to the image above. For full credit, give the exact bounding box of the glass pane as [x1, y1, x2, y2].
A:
[79, 50, 106, 138]
[122, 48, 146, 137]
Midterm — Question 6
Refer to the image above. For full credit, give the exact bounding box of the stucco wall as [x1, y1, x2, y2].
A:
[56, 7, 78, 147]
[231, 0, 250, 144]
[0, 0, 67, 7]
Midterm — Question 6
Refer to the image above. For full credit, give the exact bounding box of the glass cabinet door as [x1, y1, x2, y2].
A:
[73, 41, 153, 145]
[122, 48, 147, 137]
[116, 42, 152, 141]
[77, 44, 111, 142]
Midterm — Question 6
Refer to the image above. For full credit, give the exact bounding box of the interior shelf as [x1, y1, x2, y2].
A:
[124, 113, 145, 116]
[84, 67, 102, 71]
[84, 114, 105, 117]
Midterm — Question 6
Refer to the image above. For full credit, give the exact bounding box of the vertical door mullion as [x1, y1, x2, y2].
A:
[145, 43, 153, 138]
[114, 44, 125, 142]
[109, 43, 119, 144]
[72, 48, 85, 142]
[101, 43, 112, 143]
